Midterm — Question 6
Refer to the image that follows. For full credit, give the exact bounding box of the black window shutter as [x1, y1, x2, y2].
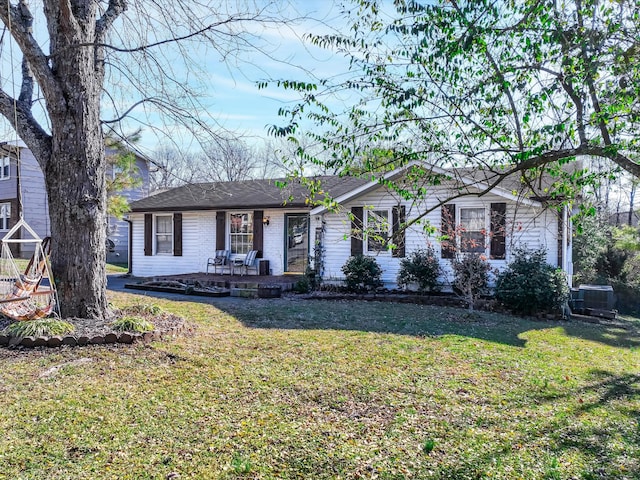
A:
[173, 213, 183, 256]
[441, 204, 456, 259]
[557, 212, 563, 268]
[392, 205, 406, 258]
[351, 207, 363, 256]
[216, 211, 226, 250]
[490, 203, 506, 260]
[144, 213, 153, 256]
[253, 210, 264, 258]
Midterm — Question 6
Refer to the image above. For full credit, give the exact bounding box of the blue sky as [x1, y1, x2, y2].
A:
[0, 1, 353, 157]
[122, 0, 353, 156]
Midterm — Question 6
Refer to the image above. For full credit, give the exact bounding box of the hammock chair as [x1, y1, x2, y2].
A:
[0, 218, 58, 321]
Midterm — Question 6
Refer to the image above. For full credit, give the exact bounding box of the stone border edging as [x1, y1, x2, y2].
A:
[0, 322, 193, 349]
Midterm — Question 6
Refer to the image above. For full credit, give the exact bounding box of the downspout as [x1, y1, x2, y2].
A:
[562, 204, 573, 288]
[124, 217, 133, 275]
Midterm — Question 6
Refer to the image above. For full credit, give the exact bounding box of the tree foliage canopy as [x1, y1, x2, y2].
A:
[272, 0, 640, 205]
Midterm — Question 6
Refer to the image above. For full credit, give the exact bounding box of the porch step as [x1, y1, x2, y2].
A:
[230, 288, 258, 298]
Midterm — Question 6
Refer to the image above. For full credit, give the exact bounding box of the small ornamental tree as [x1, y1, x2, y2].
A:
[451, 254, 492, 312]
[342, 255, 383, 293]
[495, 248, 569, 316]
[397, 247, 441, 292]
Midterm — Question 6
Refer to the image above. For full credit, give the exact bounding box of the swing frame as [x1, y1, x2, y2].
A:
[0, 217, 58, 320]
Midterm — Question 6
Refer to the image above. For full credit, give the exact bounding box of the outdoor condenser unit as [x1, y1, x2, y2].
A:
[577, 285, 615, 311]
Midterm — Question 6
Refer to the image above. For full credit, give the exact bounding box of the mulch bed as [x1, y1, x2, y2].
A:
[300, 291, 467, 308]
[0, 309, 191, 349]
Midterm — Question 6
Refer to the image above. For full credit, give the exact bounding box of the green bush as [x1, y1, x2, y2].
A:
[342, 255, 383, 292]
[397, 247, 441, 292]
[451, 254, 492, 311]
[123, 303, 163, 315]
[293, 277, 311, 294]
[495, 248, 569, 315]
[4, 319, 75, 339]
[111, 316, 155, 333]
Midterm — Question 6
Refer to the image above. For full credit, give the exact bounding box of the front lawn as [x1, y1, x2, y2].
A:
[0, 294, 638, 479]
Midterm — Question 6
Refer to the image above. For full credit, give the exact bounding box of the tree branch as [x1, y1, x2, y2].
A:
[62, 13, 266, 56]
[0, 0, 64, 115]
[0, 89, 52, 168]
[95, 0, 127, 43]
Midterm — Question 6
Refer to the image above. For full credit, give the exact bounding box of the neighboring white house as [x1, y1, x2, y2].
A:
[0, 140, 150, 261]
[128, 165, 573, 287]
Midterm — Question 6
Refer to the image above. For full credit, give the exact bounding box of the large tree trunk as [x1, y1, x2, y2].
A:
[45, 126, 108, 319]
[40, 0, 109, 319]
[0, 0, 126, 318]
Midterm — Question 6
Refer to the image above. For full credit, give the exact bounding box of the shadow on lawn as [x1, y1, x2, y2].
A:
[436, 369, 640, 479]
[544, 369, 640, 478]
[562, 317, 640, 349]
[114, 284, 640, 350]
[211, 298, 640, 350]
[211, 298, 540, 347]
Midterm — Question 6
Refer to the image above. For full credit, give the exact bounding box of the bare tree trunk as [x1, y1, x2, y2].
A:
[39, 0, 110, 318]
[18, 0, 114, 319]
[45, 122, 108, 318]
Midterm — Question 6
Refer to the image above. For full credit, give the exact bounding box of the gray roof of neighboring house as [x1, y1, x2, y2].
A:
[129, 175, 370, 212]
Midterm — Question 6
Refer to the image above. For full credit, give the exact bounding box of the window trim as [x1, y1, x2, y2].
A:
[364, 208, 392, 255]
[0, 202, 10, 231]
[0, 157, 10, 181]
[458, 206, 488, 254]
[228, 211, 254, 255]
[154, 214, 173, 255]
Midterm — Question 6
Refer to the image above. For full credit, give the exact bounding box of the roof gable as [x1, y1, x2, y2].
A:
[309, 163, 544, 215]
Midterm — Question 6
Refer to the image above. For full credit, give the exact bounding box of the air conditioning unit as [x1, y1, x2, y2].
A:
[576, 285, 615, 311]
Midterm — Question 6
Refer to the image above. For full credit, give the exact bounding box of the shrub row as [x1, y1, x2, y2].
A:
[338, 247, 568, 315]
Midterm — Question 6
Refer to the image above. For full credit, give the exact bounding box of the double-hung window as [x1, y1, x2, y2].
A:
[229, 212, 253, 254]
[366, 209, 390, 253]
[0, 203, 10, 230]
[459, 208, 486, 253]
[155, 215, 173, 254]
[0, 157, 9, 180]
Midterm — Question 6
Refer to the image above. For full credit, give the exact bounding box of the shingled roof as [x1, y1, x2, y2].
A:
[129, 175, 370, 212]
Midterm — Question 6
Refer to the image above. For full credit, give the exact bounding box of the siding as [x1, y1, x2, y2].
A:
[18, 149, 49, 256]
[128, 184, 562, 284]
[0, 154, 18, 200]
[319, 185, 560, 288]
[0, 146, 150, 261]
[132, 212, 211, 276]
[130, 209, 307, 277]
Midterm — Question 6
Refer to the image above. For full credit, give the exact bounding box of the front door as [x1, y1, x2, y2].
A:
[285, 214, 308, 273]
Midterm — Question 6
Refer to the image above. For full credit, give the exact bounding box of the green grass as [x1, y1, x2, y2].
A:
[0, 294, 638, 479]
[106, 262, 128, 274]
[12, 259, 126, 274]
